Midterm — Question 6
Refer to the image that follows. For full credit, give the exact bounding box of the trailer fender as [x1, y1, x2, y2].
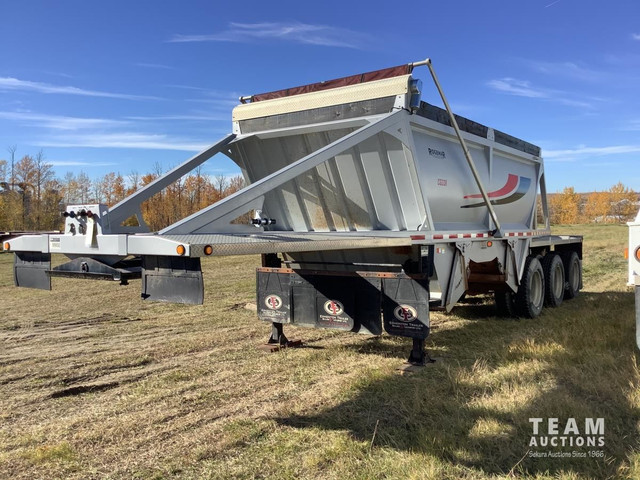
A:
[13, 251, 51, 290]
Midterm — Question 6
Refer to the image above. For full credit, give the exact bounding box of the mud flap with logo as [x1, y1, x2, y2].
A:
[382, 276, 430, 339]
[257, 268, 291, 324]
[291, 274, 383, 334]
[14, 251, 51, 290]
[256, 268, 383, 335]
[141, 255, 204, 304]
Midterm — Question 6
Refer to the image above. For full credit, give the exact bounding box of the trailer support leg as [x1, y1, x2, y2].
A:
[407, 338, 434, 366]
[268, 322, 288, 345]
[260, 322, 303, 352]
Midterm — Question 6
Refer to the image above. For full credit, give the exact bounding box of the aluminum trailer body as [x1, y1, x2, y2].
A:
[4, 59, 583, 364]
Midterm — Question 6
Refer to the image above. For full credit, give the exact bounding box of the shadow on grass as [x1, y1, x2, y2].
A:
[276, 292, 640, 477]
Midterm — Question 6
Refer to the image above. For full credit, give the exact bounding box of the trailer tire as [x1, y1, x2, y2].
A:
[542, 253, 564, 308]
[495, 291, 517, 317]
[562, 251, 582, 299]
[515, 256, 545, 318]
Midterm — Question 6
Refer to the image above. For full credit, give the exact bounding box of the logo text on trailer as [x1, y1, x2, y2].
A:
[394, 305, 418, 323]
[323, 300, 344, 316]
[428, 147, 446, 159]
[265, 294, 283, 310]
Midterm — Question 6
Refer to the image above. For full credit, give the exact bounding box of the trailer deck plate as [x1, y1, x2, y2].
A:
[159, 232, 413, 256]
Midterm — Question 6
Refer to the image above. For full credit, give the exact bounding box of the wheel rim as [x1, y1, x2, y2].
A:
[570, 258, 580, 290]
[552, 262, 564, 299]
[531, 269, 543, 307]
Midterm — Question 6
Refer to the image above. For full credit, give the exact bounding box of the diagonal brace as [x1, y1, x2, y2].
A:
[161, 111, 406, 234]
[106, 133, 237, 228]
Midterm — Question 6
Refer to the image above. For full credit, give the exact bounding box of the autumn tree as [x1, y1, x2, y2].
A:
[76, 172, 92, 203]
[609, 182, 637, 221]
[549, 186, 580, 225]
[33, 151, 55, 229]
[583, 191, 611, 223]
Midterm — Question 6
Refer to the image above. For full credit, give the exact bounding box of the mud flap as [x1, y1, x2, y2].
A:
[256, 268, 383, 335]
[257, 269, 291, 324]
[141, 255, 203, 304]
[14, 252, 51, 290]
[290, 274, 382, 334]
[382, 276, 429, 339]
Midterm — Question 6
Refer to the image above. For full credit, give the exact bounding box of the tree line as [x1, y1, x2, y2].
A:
[547, 183, 638, 225]
[0, 149, 638, 232]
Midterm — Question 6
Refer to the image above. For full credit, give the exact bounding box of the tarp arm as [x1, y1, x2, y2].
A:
[105, 134, 236, 230]
[161, 111, 405, 234]
[423, 59, 503, 238]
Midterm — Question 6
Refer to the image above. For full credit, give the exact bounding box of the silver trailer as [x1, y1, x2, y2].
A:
[4, 59, 583, 364]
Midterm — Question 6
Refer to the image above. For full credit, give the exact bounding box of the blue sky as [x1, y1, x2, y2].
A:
[0, 0, 638, 192]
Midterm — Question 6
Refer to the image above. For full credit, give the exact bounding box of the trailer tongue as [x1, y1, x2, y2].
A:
[4, 59, 583, 364]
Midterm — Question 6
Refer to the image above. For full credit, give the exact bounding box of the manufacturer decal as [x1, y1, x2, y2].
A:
[394, 305, 418, 323]
[49, 236, 61, 251]
[437, 178, 448, 186]
[462, 173, 531, 208]
[264, 294, 283, 310]
[428, 147, 446, 159]
[323, 300, 344, 316]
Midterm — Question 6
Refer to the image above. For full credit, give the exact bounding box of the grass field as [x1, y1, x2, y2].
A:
[0, 224, 638, 479]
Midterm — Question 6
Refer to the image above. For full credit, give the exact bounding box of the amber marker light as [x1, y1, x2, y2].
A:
[635, 246, 640, 263]
[203, 245, 213, 256]
[176, 245, 186, 256]
[3, 242, 9, 251]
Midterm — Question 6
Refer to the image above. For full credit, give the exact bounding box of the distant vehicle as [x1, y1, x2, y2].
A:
[3, 59, 583, 364]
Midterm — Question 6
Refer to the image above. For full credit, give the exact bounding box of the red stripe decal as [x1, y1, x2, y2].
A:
[464, 174, 519, 199]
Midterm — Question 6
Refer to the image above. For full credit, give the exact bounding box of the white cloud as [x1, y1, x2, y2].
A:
[525, 60, 604, 83]
[486, 77, 594, 108]
[35, 132, 209, 152]
[632, 33, 640, 40]
[125, 114, 227, 121]
[543, 144, 640, 161]
[168, 22, 371, 49]
[0, 111, 128, 130]
[135, 63, 173, 70]
[0, 77, 161, 100]
[48, 160, 118, 167]
[487, 78, 547, 98]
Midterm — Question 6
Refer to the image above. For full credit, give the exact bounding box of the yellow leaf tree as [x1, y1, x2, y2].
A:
[549, 187, 580, 225]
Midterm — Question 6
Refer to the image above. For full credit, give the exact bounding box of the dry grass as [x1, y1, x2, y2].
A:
[0, 224, 638, 479]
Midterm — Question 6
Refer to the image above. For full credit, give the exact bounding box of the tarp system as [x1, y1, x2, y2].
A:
[246, 64, 413, 103]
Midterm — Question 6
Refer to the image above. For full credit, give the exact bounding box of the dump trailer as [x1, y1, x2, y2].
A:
[628, 209, 640, 349]
[3, 59, 583, 364]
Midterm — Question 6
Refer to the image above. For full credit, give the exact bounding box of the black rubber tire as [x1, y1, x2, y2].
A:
[542, 253, 565, 308]
[515, 255, 545, 318]
[495, 291, 517, 317]
[562, 251, 582, 299]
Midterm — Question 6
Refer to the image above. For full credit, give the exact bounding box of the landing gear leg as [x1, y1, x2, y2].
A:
[268, 322, 288, 346]
[407, 338, 434, 366]
[259, 322, 303, 352]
